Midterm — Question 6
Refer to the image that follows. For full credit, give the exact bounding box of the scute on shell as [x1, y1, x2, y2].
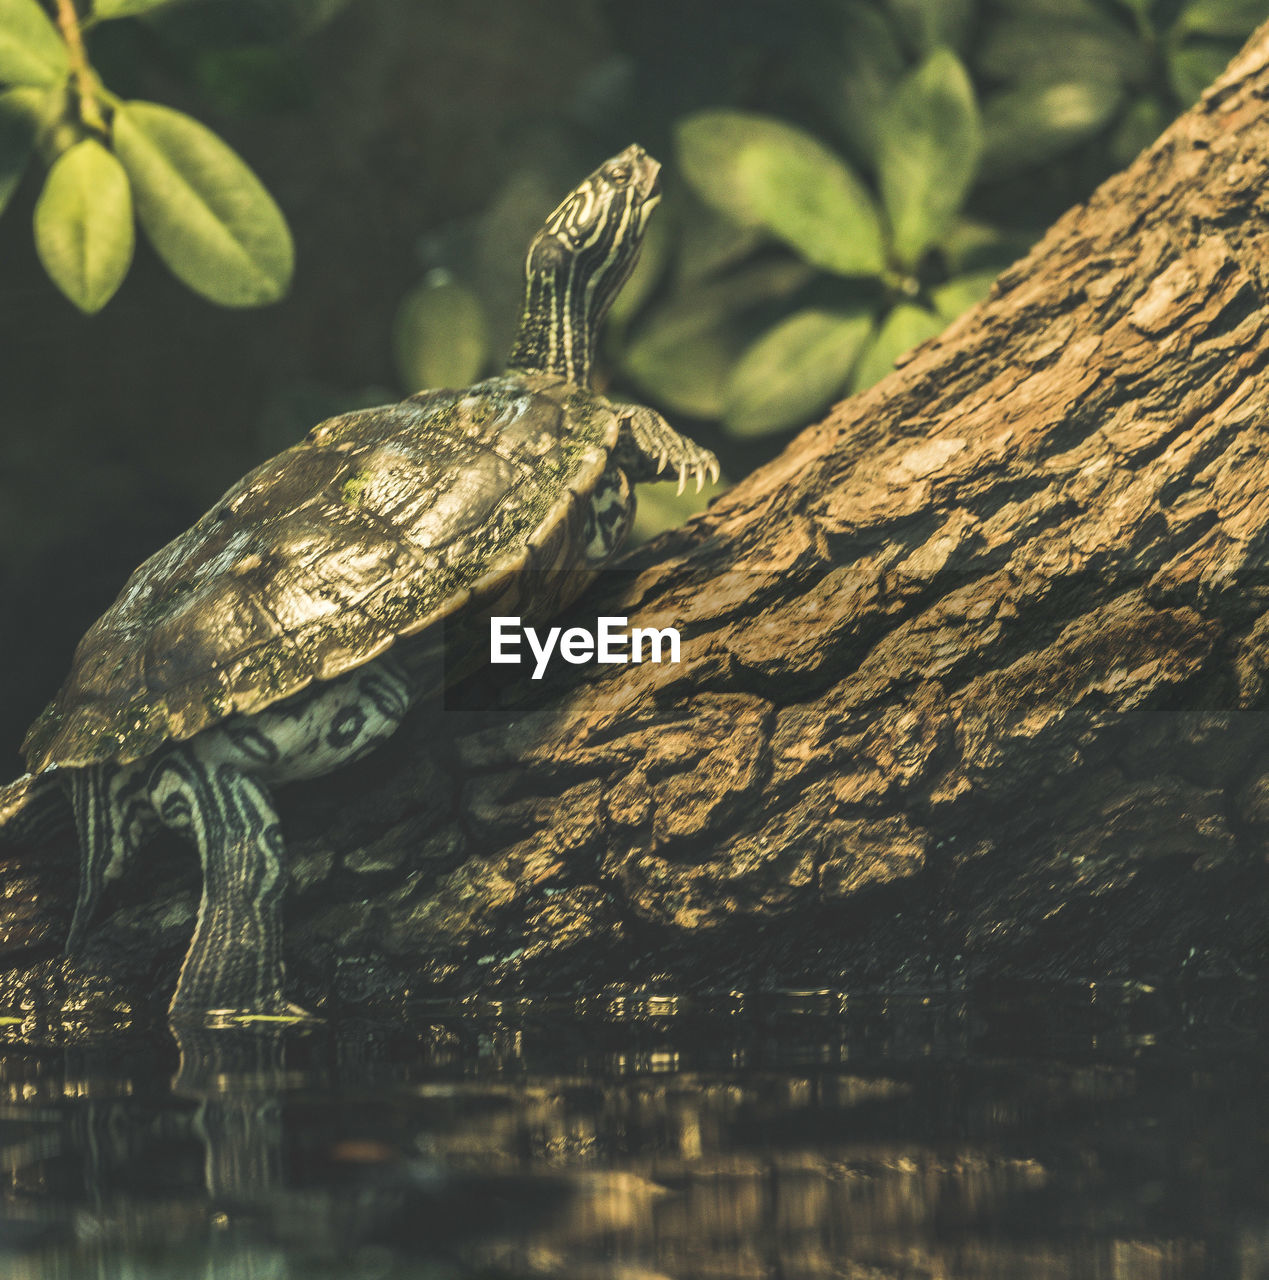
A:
[24, 373, 621, 771]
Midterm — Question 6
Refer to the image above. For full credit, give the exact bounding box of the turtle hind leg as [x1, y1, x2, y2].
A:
[65, 764, 142, 955]
[66, 767, 110, 955]
[148, 748, 289, 1023]
[617, 404, 720, 494]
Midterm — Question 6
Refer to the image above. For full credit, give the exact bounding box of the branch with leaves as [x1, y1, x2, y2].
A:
[388, 0, 1264, 512]
[613, 0, 1263, 442]
[0, 0, 293, 312]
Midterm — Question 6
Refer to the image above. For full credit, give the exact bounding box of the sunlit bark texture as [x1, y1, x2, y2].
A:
[4, 31, 1269, 1018]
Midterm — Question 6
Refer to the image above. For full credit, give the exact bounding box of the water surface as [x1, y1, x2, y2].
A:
[0, 981, 1263, 1278]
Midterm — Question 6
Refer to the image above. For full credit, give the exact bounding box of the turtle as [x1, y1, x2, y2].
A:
[11, 143, 718, 1024]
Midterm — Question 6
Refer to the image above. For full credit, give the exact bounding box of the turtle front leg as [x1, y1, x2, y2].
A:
[616, 404, 720, 495]
[147, 746, 290, 1023]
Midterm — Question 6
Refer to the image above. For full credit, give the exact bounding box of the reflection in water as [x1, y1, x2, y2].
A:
[0, 983, 1262, 1278]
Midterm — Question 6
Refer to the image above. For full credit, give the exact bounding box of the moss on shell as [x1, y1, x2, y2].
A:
[340, 470, 370, 506]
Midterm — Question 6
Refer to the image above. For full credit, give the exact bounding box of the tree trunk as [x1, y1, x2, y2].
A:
[4, 32, 1269, 1019]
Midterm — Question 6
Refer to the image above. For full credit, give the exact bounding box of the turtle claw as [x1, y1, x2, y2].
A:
[622, 404, 721, 492]
[686, 455, 719, 494]
[655, 444, 714, 497]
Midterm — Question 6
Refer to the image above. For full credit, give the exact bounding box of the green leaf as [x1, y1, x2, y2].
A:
[1109, 94, 1169, 167]
[888, 0, 975, 54]
[931, 270, 999, 321]
[977, 16, 1147, 87]
[819, 3, 907, 165]
[1177, 0, 1268, 37]
[34, 138, 133, 312]
[93, 0, 179, 15]
[799, 1, 906, 167]
[941, 220, 1037, 275]
[621, 258, 813, 418]
[393, 276, 489, 392]
[285, 0, 355, 35]
[0, 0, 69, 88]
[992, 0, 1108, 15]
[0, 87, 41, 216]
[1119, 0, 1155, 23]
[724, 307, 873, 437]
[877, 50, 982, 268]
[676, 110, 886, 277]
[676, 193, 761, 285]
[111, 99, 293, 306]
[851, 303, 943, 390]
[1168, 42, 1236, 104]
[623, 311, 734, 418]
[633, 477, 720, 544]
[981, 79, 1123, 178]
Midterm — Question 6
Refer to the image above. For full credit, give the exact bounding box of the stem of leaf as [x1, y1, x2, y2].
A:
[53, 0, 107, 136]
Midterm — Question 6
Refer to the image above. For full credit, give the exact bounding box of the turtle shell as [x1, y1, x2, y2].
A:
[24, 372, 620, 772]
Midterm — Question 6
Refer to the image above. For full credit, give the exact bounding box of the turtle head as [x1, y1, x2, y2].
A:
[507, 144, 661, 388]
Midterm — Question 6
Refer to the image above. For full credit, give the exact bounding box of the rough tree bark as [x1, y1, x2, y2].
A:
[3, 31, 1269, 1020]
